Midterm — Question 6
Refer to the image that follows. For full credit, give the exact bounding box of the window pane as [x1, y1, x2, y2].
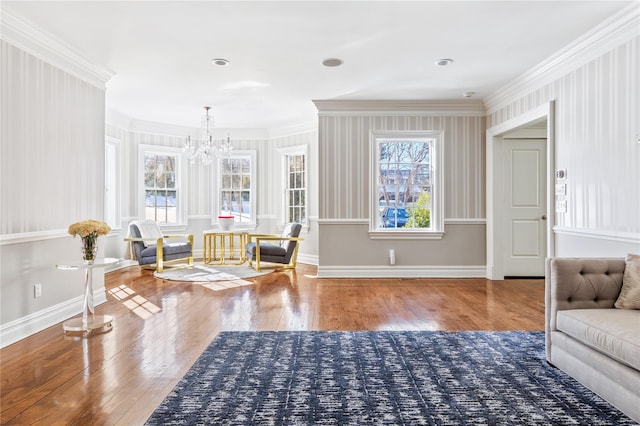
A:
[143, 151, 180, 224]
[284, 153, 306, 224]
[377, 138, 433, 230]
[166, 172, 175, 189]
[219, 155, 253, 223]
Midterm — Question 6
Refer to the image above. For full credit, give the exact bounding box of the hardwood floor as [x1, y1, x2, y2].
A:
[0, 264, 545, 425]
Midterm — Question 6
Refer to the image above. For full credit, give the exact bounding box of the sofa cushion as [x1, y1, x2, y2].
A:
[615, 253, 640, 309]
[556, 309, 640, 370]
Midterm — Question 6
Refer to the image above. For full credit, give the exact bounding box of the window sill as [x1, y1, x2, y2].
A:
[368, 230, 445, 240]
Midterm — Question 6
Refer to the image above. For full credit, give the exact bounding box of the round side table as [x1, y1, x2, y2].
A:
[57, 257, 121, 334]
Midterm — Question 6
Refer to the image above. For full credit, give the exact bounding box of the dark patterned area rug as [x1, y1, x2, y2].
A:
[146, 331, 636, 425]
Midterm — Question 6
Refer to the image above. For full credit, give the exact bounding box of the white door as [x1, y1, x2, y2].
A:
[503, 139, 547, 276]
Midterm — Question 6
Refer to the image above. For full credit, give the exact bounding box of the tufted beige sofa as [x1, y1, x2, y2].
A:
[545, 258, 640, 422]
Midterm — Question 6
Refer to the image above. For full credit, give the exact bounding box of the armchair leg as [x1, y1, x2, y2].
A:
[187, 235, 194, 267]
[157, 238, 164, 273]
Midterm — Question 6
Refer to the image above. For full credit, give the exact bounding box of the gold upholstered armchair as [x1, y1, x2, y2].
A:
[125, 220, 193, 273]
[245, 223, 303, 272]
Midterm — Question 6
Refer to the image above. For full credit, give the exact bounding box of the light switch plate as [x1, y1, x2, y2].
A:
[556, 200, 567, 213]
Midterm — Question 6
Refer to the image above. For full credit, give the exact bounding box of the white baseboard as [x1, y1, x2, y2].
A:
[317, 265, 486, 279]
[0, 288, 107, 349]
[297, 253, 318, 266]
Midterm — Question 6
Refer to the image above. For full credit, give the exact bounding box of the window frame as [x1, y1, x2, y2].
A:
[138, 144, 187, 227]
[279, 144, 308, 228]
[369, 130, 444, 240]
[212, 150, 257, 230]
[104, 136, 121, 231]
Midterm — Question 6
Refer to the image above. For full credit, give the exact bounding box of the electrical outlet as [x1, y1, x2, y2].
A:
[34, 283, 42, 298]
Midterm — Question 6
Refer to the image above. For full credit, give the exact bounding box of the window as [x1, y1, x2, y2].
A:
[370, 131, 443, 239]
[139, 145, 184, 225]
[104, 137, 120, 230]
[215, 151, 256, 227]
[281, 145, 307, 225]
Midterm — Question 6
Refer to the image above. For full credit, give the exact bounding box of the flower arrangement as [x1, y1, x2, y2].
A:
[68, 219, 111, 262]
[68, 219, 111, 238]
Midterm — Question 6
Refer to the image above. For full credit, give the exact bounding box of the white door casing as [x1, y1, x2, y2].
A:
[486, 101, 556, 280]
[503, 139, 547, 276]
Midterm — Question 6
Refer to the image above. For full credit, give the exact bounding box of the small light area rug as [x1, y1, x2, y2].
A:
[154, 263, 271, 290]
[146, 331, 635, 425]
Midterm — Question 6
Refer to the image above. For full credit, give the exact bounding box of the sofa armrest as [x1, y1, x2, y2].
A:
[545, 257, 625, 359]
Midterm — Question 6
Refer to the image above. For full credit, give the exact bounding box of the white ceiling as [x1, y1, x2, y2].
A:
[3, 1, 634, 134]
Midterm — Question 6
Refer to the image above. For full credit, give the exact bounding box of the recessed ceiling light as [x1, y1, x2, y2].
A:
[322, 58, 343, 67]
[212, 58, 230, 66]
[434, 58, 453, 67]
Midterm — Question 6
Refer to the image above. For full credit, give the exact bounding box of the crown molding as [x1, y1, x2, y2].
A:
[127, 118, 270, 139]
[313, 99, 486, 116]
[0, 6, 114, 89]
[267, 120, 318, 139]
[484, 2, 640, 115]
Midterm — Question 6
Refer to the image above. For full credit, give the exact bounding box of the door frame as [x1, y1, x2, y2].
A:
[486, 101, 556, 280]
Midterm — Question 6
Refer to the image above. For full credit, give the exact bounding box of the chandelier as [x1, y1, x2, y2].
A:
[183, 106, 232, 166]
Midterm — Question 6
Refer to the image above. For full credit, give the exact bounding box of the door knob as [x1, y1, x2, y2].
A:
[541, 215, 547, 220]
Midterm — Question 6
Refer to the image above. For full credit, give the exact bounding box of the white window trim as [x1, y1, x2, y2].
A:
[211, 150, 257, 230]
[278, 144, 309, 231]
[105, 136, 121, 231]
[368, 130, 444, 240]
[138, 144, 187, 227]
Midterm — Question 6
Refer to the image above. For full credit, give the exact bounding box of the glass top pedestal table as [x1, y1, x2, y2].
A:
[56, 257, 121, 335]
[203, 231, 248, 265]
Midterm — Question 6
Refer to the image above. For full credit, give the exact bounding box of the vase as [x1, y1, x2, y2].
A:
[218, 216, 235, 232]
[81, 233, 98, 263]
